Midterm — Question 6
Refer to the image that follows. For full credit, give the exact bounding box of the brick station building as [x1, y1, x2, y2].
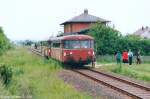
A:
[60, 9, 110, 35]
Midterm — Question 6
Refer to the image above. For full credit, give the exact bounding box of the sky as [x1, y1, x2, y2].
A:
[0, 0, 150, 41]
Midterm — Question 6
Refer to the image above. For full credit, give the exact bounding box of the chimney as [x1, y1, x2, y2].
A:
[142, 26, 144, 31]
[84, 9, 88, 14]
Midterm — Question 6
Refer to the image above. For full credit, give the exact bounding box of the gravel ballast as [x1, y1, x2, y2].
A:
[58, 70, 132, 99]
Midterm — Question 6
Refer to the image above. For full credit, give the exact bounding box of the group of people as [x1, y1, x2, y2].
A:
[115, 49, 141, 65]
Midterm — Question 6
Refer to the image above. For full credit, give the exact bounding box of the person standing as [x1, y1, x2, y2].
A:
[128, 49, 133, 65]
[116, 51, 122, 64]
[136, 50, 141, 64]
[122, 50, 128, 64]
[44, 47, 49, 60]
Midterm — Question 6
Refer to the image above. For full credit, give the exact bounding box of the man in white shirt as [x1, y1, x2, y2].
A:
[128, 49, 133, 65]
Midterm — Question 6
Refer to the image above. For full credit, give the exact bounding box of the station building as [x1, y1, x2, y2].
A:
[60, 9, 110, 35]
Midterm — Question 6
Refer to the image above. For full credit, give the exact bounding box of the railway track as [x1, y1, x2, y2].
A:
[72, 69, 150, 99]
[29, 48, 43, 56]
[30, 48, 150, 99]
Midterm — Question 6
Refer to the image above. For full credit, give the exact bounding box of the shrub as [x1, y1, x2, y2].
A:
[88, 22, 150, 55]
[0, 27, 12, 56]
[0, 64, 13, 85]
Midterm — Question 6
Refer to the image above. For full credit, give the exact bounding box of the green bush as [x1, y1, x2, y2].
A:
[88, 22, 121, 55]
[88, 22, 150, 55]
[0, 27, 11, 55]
[0, 64, 13, 85]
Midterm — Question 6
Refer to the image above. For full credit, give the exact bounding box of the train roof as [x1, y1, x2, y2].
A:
[49, 35, 94, 42]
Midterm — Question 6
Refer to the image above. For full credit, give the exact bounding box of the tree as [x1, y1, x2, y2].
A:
[88, 22, 121, 55]
[88, 22, 150, 55]
[122, 34, 150, 55]
[0, 27, 11, 55]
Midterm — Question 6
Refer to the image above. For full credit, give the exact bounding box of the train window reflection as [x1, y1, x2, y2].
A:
[64, 41, 80, 49]
[72, 41, 80, 49]
[64, 40, 93, 49]
[80, 41, 90, 48]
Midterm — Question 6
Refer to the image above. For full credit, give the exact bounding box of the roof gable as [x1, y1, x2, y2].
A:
[61, 9, 110, 25]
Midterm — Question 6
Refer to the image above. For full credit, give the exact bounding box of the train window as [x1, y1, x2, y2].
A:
[64, 40, 93, 49]
[64, 40, 80, 49]
[91, 40, 94, 48]
[80, 40, 91, 48]
[64, 41, 69, 49]
[71, 41, 80, 49]
[52, 43, 60, 48]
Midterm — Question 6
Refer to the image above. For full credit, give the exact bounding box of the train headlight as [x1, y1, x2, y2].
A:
[93, 51, 95, 55]
[88, 51, 91, 54]
[70, 52, 73, 55]
[64, 52, 66, 56]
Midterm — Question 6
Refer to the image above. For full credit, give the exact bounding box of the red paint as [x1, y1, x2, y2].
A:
[62, 49, 94, 63]
[64, 23, 91, 33]
[47, 35, 95, 65]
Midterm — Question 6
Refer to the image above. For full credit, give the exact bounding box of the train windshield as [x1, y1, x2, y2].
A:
[64, 40, 93, 49]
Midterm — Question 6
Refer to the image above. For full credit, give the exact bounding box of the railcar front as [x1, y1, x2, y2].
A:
[62, 35, 95, 65]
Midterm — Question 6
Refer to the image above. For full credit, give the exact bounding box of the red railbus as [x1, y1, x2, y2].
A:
[47, 35, 95, 65]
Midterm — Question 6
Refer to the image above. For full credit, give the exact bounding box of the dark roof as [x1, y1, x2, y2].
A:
[61, 9, 110, 25]
[63, 28, 90, 36]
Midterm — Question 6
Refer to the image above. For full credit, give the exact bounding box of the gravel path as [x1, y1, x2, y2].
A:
[58, 69, 132, 99]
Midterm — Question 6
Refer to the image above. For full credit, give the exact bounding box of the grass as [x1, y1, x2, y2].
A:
[0, 47, 91, 99]
[96, 55, 150, 63]
[99, 63, 150, 83]
[96, 55, 115, 63]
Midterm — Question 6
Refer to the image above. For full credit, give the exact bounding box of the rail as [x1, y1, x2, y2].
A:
[72, 69, 150, 99]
